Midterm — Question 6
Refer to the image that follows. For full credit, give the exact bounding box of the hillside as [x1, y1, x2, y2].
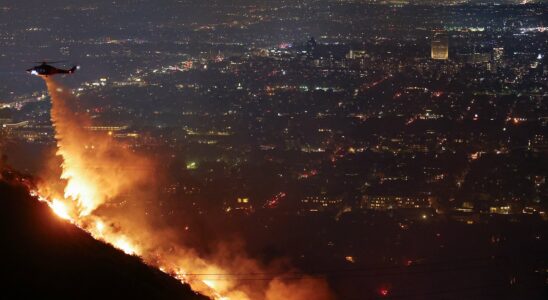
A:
[0, 179, 208, 300]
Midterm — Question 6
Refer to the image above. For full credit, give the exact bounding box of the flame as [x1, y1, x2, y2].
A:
[50, 198, 71, 220]
[37, 78, 334, 300]
[95, 220, 105, 233]
[45, 78, 152, 217]
[113, 236, 138, 255]
[63, 177, 98, 216]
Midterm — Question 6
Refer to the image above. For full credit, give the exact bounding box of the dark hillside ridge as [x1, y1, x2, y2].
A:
[0, 180, 208, 300]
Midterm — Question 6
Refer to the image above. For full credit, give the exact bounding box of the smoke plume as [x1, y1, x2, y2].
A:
[39, 77, 334, 300]
[45, 78, 153, 216]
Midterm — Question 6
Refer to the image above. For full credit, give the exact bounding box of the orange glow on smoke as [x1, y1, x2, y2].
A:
[38, 77, 334, 300]
[45, 78, 152, 217]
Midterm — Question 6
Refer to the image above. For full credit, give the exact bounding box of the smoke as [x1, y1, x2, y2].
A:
[45, 78, 153, 216]
[266, 277, 333, 300]
[40, 77, 334, 300]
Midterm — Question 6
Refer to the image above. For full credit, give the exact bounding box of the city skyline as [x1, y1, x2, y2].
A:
[0, 1, 546, 299]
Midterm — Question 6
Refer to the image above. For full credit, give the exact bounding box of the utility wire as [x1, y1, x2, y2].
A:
[175, 256, 527, 279]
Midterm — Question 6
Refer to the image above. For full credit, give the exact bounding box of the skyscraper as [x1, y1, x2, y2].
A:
[431, 32, 449, 60]
[493, 47, 504, 61]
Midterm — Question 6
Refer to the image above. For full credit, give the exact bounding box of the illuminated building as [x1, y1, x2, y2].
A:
[346, 50, 367, 59]
[300, 194, 343, 212]
[466, 53, 491, 64]
[84, 125, 128, 132]
[529, 134, 547, 152]
[431, 33, 449, 60]
[1, 121, 29, 129]
[493, 47, 504, 61]
[489, 206, 512, 215]
[225, 197, 254, 214]
[361, 194, 432, 211]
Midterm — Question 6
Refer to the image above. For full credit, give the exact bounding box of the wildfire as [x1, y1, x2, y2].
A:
[37, 77, 334, 300]
[50, 199, 71, 220]
[113, 236, 138, 255]
[40, 77, 241, 299]
[95, 220, 105, 234]
[63, 177, 99, 217]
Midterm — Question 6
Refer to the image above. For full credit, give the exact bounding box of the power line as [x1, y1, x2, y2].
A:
[183, 264, 500, 281]
[174, 256, 515, 279]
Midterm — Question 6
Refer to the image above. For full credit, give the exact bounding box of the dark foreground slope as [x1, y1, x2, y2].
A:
[0, 180, 208, 300]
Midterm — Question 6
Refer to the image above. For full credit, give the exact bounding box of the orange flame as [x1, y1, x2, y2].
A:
[45, 79, 152, 216]
[50, 198, 72, 220]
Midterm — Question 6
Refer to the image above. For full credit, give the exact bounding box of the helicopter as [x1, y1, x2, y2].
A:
[27, 61, 78, 77]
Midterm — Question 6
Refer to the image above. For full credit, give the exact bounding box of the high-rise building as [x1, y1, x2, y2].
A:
[305, 37, 317, 58]
[431, 33, 449, 60]
[346, 50, 367, 60]
[493, 47, 504, 61]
